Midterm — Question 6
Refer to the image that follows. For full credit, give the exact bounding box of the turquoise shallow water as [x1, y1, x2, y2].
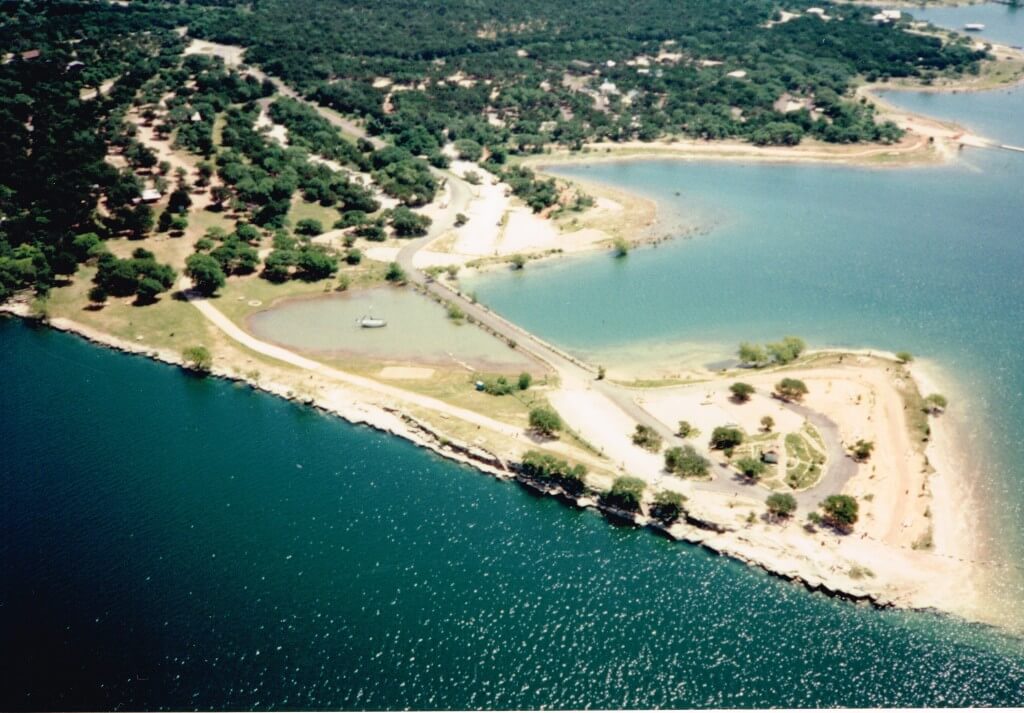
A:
[464, 87, 1024, 599]
[2, 319, 1023, 710]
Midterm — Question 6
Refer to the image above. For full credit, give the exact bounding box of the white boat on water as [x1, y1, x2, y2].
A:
[357, 314, 387, 328]
[964, 23, 985, 31]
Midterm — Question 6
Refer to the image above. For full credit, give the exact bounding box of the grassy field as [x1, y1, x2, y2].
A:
[784, 423, 827, 490]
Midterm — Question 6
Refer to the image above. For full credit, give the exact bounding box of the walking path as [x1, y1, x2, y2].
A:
[182, 37, 861, 506]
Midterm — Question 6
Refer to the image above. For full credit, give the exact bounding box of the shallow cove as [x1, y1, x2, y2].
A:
[2, 318, 1024, 710]
[247, 286, 531, 371]
[463, 87, 1024, 615]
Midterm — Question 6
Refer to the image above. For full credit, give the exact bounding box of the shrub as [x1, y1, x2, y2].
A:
[385, 262, 406, 283]
[183, 345, 212, 373]
[631, 424, 663, 452]
[852, 439, 875, 461]
[518, 372, 532, 391]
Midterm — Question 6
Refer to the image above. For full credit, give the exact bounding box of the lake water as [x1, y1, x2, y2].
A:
[5, 7, 1024, 710]
[2, 319, 1023, 710]
[464, 41, 1024, 620]
[902, 2, 1024, 47]
[248, 286, 530, 371]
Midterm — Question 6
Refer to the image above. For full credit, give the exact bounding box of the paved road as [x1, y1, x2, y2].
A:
[209, 45, 862, 506]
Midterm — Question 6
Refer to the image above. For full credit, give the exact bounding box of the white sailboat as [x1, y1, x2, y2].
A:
[357, 308, 387, 328]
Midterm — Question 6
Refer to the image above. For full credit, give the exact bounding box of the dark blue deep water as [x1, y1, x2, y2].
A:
[2, 320, 1023, 710]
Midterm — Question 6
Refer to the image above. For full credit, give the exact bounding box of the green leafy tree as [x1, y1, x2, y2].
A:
[529, 406, 562, 437]
[631, 424, 663, 452]
[821, 494, 859, 533]
[385, 262, 406, 283]
[295, 218, 324, 236]
[730, 382, 755, 403]
[650, 490, 687, 524]
[896, 351, 914, 364]
[518, 372, 532, 391]
[738, 342, 767, 365]
[185, 253, 226, 295]
[760, 415, 775, 432]
[766, 493, 797, 520]
[766, 336, 806, 364]
[677, 420, 695, 438]
[924, 393, 948, 414]
[602, 476, 646, 512]
[664, 445, 710, 477]
[775, 378, 809, 402]
[710, 426, 744, 450]
[736, 457, 766, 480]
[183, 345, 212, 373]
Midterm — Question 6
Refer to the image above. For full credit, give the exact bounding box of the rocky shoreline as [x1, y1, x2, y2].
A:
[1, 302, 929, 615]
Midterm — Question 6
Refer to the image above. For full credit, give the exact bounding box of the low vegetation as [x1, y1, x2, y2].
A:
[631, 424, 663, 452]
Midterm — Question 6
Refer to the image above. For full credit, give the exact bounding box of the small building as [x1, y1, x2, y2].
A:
[726, 70, 747, 79]
[806, 7, 825, 16]
[20, 49, 41, 61]
[65, 60, 85, 73]
[882, 10, 901, 20]
[190, 111, 203, 122]
[762, 450, 780, 465]
[140, 188, 162, 204]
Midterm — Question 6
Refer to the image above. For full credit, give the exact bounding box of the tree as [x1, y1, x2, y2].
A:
[454, 213, 468, 227]
[766, 336, 805, 364]
[87, 284, 108, 305]
[677, 421, 695, 438]
[613, 237, 629, 258]
[185, 253, 226, 295]
[389, 206, 432, 237]
[529, 406, 562, 437]
[852, 439, 875, 461]
[296, 248, 338, 280]
[385, 262, 406, 283]
[345, 248, 363, 265]
[631, 424, 663, 452]
[710, 426, 744, 450]
[821, 494, 859, 533]
[518, 372, 532, 391]
[295, 218, 323, 236]
[775, 378, 809, 402]
[650, 490, 687, 524]
[510, 254, 526, 270]
[664, 445, 710, 477]
[183, 345, 212, 373]
[738, 342, 767, 366]
[735, 457, 766, 480]
[760, 415, 775, 432]
[168, 186, 192, 213]
[896, 351, 914, 364]
[730, 382, 755, 403]
[766, 493, 797, 520]
[924, 393, 948, 415]
[602, 476, 646, 512]
[135, 276, 165, 304]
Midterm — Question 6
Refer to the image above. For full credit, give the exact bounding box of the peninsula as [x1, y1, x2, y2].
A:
[3, 0, 1022, 632]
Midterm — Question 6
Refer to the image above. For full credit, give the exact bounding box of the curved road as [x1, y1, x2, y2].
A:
[184, 41, 860, 508]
